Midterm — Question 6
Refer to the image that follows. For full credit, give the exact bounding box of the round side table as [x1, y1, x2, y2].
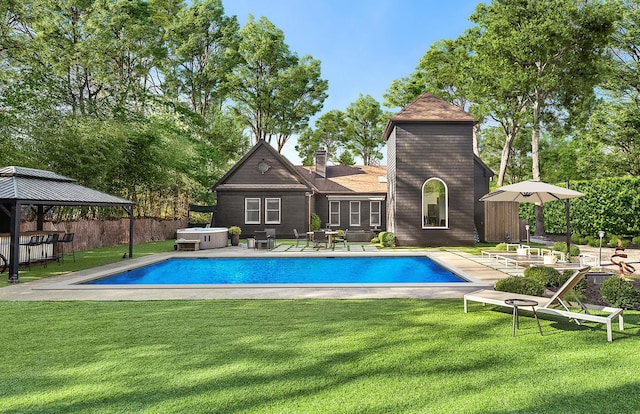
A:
[504, 299, 543, 337]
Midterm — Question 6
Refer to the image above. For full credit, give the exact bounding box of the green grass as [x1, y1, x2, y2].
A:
[0, 299, 638, 413]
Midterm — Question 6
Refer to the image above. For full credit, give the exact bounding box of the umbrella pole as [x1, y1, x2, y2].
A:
[565, 180, 571, 261]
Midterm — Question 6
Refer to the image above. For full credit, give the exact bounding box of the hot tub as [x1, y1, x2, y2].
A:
[176, 228, 229, 249]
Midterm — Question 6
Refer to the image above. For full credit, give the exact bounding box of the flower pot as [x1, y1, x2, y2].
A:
[231, 234, 240, 246]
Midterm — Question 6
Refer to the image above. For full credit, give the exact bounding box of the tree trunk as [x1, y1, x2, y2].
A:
[532, 90, 545, 236]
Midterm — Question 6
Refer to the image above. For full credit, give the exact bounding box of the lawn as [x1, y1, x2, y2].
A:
[1, 240, 638, 412]
[1, 299, 638, 413]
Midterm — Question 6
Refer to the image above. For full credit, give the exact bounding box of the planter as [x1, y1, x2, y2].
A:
[230, 234, 240, 246]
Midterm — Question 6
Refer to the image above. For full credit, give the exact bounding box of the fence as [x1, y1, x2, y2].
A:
[484, 201, 520, 243]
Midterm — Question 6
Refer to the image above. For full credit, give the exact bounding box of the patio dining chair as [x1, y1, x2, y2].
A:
[313, 231, 328, 249]
[254, 231, 273, 250]
[293, 229, 308, 247]
[333, 229, 348, 248]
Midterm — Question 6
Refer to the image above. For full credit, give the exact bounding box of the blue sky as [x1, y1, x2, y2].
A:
[222, 0, 481, 163]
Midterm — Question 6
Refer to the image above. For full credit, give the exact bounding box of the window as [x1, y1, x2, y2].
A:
[245, 198, 261, 224]
[350, 201, 361, 226]
[422, 178, 448, 228]
[265, 198, 281, 224]
[370, 201, 381, 227]
[329, 201, 340, 226]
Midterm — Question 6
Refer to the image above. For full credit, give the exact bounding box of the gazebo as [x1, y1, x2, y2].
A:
[0, 166, 135, 282]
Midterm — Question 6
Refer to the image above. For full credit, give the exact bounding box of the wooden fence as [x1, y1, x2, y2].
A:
[484, 201, 521, 243]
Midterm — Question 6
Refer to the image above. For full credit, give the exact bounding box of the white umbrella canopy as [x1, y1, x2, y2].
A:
[479, 180, 584, 204]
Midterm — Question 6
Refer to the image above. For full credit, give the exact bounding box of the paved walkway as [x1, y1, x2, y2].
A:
[0, 245, 511, 301]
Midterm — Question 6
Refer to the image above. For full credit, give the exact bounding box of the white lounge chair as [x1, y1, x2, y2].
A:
[464, 266, 624, 342]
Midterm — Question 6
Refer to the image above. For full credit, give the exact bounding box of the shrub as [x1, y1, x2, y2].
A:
[371, 236, 380, 244]
[633, 236, 640, 246]
[552, 241, 580, 256]
[571, 233, 582, 243]
[310, 213, 321, 231]
[495, 242, 507, 251]
[524, 266, 562, 287]
[228, 226, 242, 235]
[600, 276, 640, 309]
[586, 236, 600, 247]
[380, 231, 396, 247]
[495, 276, 545, 296]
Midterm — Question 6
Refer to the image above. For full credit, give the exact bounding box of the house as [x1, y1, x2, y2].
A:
[211, 141, 387, 241]
[383, 93, 493, 246]
[212, 93, 493, 245]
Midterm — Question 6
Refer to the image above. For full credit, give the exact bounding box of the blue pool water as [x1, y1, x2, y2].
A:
[85, 257, 465, 285]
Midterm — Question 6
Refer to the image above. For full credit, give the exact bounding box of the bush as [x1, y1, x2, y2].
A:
[600, 276, 640, 309]
[586, 236, 600, 247]
[310, 213, 321, 231]
[379, 231, 396, 247]
[633, 236, 640, 246]
[495, 242, 507, 251]
[495, 276, 545, 296]
[552, 241, 580, 256]
[524, 266, 562, 287]
[370, 236, 380, 244]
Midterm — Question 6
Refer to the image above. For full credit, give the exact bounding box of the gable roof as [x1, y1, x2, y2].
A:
[212, 140, 312, 191]
[297, 165, 387, 194]
[382, 92, 475, 141]
[0, 166, 134, 206]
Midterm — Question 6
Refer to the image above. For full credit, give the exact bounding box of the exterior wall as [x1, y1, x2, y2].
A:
[386, 129, 397, 234]
[473, 160, 491, 242]
[226, 145, 303, 185]
[214, 190, 309, 239]
[391, 122, 476, 246]
[316, 196, 387, 230]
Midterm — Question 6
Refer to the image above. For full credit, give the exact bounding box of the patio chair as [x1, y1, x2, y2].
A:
[19, 234, 44, 269]
[313, 231, 328, 248]
[333, 229, 348, 248]
[41, 233, 60, 267]
[254, 231, 273, 250]
[58, 233, 75, 263]
[464, 266, 625, 342]
[265, 228, 276, 248]
[293, 229, 308, 247]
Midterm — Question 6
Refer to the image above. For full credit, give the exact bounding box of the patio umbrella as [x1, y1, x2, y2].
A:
[479, 180, 584, 203]
[480, 180, 584, 258]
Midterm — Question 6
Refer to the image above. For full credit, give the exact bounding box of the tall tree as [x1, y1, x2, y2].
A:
[471, 0, 619, 234]
[344, 94, 388, 166]
[227, 15, 327, 151]
[295, 109, 348, 164]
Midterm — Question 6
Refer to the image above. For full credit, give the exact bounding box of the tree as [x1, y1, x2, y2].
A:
[470, 0, 619, 234]
[228, 16, 327, 151]
[295, 109, 348, 164]
[344, 94, 388, 166]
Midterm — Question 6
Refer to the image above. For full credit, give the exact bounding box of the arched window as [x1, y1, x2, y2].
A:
[422, 178, 448, 228]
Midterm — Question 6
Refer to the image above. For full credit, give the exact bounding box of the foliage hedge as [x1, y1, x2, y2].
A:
[495, 276, 545, 296]
[600, 276, 640, 309]
[523, 266, 562, 287]
[519, 177, 640, 237]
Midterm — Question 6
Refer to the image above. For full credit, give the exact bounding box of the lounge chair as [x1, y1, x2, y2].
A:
[293, 229, 308, 247]
[313, 231, 328, 248]
[464, 266, 624, 342]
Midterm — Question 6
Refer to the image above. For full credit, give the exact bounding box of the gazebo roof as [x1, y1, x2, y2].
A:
[0, 166, 134, 206]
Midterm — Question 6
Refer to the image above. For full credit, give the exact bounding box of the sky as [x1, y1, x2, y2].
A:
[222, 0, 481, 164]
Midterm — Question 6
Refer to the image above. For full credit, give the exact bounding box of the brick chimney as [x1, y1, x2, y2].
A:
[315, 148, 327, 178]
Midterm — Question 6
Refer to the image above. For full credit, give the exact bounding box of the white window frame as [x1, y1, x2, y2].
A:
[328, 200, 340, 227]
[370, 201, 381, 227]
[265, 198, 281, 224]
[422, 178, 448, 229]
[350, 201, 361, 227]
[245, 198, 261, 224]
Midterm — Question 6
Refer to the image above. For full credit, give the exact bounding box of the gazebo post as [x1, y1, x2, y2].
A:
[128, 207, 134, 259]
[8, 201, 20, 283]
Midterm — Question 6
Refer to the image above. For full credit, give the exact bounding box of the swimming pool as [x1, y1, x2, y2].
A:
[85, 256, 466, 285]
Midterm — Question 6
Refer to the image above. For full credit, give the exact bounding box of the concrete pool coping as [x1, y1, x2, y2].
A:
[0, 246, 510, 301]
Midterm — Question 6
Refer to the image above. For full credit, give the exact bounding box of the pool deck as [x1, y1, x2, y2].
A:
[0, 245, 511, 301]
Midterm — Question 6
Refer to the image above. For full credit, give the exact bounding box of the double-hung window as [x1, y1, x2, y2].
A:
[349, 201, 361, 227]
[245, 198, 261, 224]
[370, 201, 381, 227]
[328, 201, 340, 226]
[265, 198, 281, 224]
